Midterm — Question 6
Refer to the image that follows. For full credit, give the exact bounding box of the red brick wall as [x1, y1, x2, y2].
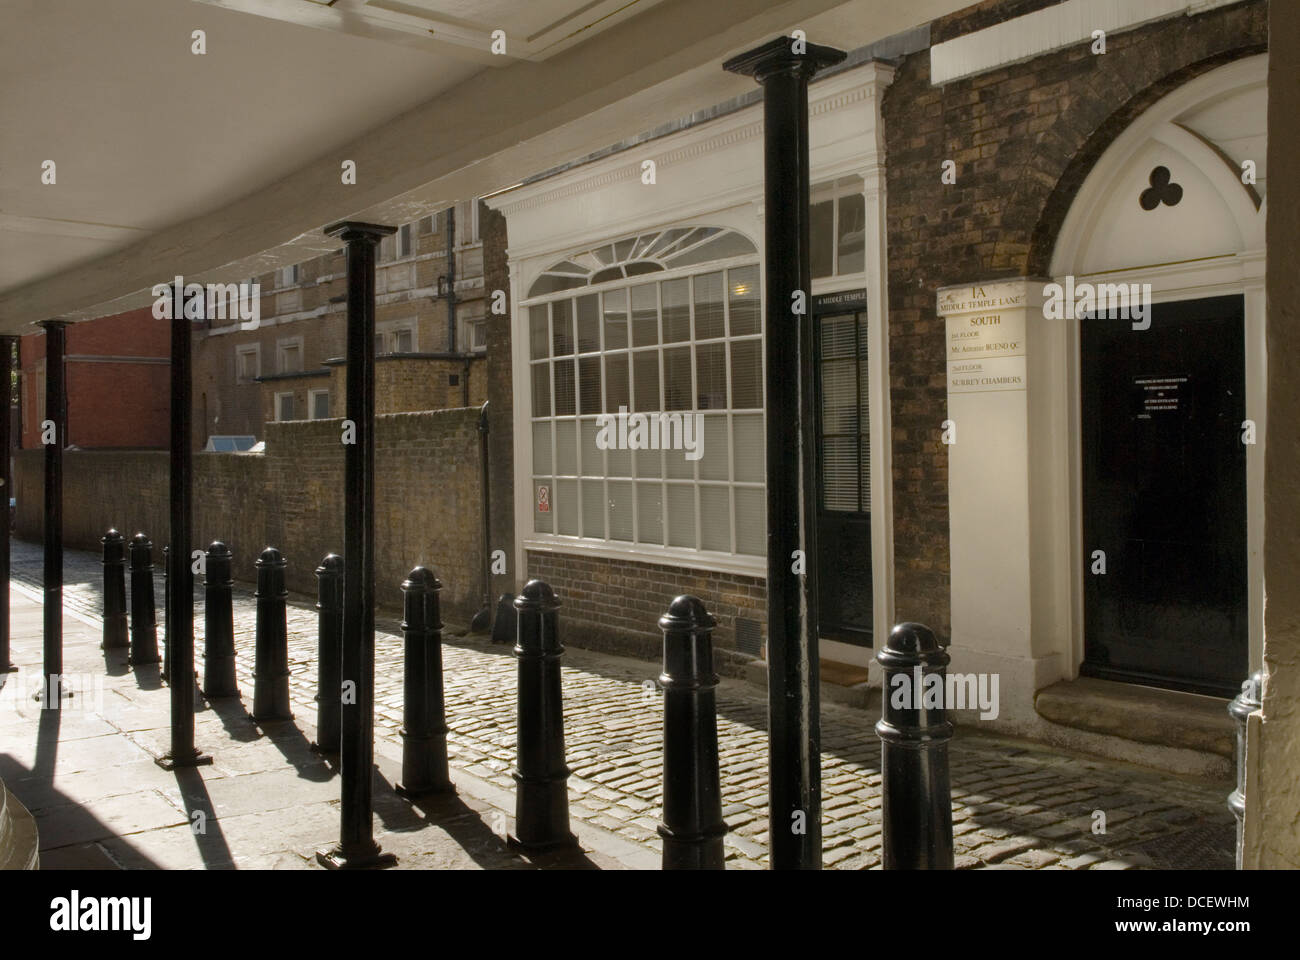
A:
[881, 0, 1267, 637]
[20, 307, 171, 449]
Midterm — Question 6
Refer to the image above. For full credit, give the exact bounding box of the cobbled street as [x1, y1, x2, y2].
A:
[12, 540, 1236, 870]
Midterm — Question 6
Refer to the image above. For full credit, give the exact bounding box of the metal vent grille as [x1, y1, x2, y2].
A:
[734, 617, 762, 657]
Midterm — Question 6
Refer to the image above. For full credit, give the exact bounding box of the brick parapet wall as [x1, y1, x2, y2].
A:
[526, 549, 765, 676]
[15, 407, 485, 619]
[881, 0, 1267, 637]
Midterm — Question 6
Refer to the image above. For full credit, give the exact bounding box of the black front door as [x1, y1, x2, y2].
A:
[813, 292, 872, 645]
[1080, 294, 1247, 697]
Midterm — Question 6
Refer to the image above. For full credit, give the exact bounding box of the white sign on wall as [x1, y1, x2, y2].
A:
[939, 281, 1029, 392]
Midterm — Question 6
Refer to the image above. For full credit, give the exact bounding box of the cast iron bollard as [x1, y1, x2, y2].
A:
[510, 579, 576, 849]
[658, 595, 727, 869]
[876, 622, 954, 870]
[100, 529, 128, 651]
[250, 547, 292, 723]
[396, 567, 453, 797]
[128, 533, 160, 666]
[162, 544, 171, 684]
[203, 542, 239, 698]
[1228, 670, 1263, 869]
[313, 554, 344, 755]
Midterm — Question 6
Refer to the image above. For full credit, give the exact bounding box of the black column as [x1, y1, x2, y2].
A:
[37, 320, 72, 704]
[159, 296, 210, 768]
[724, 37, 845, 870]
[318, 221, 396, 870]
[0, 336, 16, 674]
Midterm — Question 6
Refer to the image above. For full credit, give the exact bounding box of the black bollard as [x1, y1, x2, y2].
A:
[1228, 670, 1263, 869]
[509, 579, 576, 850]
[396, 566, 453, 797]
[250, 547, 292, 723]
[313, 554, 344, 755]
[876, 622, 954, 870]
[128, 533, 160, 666]
[100, 529, 128, 652]
[202, 542, 238, 699]
[161, 544, 171, 684]
[658, 595, 727, 870]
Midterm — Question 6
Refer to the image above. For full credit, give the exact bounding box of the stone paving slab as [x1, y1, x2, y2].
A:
[7, 540, 1236, 870]
[0, 586, 634, 871]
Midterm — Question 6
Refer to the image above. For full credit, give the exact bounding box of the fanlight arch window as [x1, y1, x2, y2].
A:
[528, 227, 758, 297]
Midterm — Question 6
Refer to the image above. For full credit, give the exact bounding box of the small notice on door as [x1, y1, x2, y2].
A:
[1134, 375, 1188, 419]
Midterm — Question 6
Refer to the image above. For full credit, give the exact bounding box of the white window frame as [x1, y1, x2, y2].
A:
[274, 391, 296, 422]
[522, 249, 765, 571]
[810, 175, 868, 280]
[277, 264, 299, 289]
[376, 319, 417, 355]
[276, 336, 304, 374]
[308, 388, 330, 420]
[455, 199, 480, 246]
[394, 223, 414, 259]
[235, 343, 261, 383]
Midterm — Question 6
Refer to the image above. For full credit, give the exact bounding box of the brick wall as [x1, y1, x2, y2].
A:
[15, 407, 486, 619]
[20, 307, 171, 450]
[324, 356, 486, 417]
[526, 550, 765, 676]
[881, 0, 1267, 637]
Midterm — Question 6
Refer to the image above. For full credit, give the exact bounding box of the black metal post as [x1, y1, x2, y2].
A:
[161, 544, 170, 685]
[37, 319, 73, 703]
[312, 553, 344, 755]
[723, 36, 845, 870]
[317, 220, 396, 870]
[250, 546, 292, 723]
[158, 292, 209, 769]
[1228, 670, 1263, 869]
[396, 566, 452, 797]
[202, 541, 238, 699]
[658, 595, 726, 870]
[0, 336, 16, 674]
[876, 622, 954, 870]
[100, 529, 128, 652]
[509, 579, 576, 850]
[128, 533, 159, 666]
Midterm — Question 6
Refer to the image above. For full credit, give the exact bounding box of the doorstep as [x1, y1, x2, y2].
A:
[744, 658, 877, 710]
[1033, 677, 1234, 758]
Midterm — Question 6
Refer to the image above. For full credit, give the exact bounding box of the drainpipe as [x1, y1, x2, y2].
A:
[445, 206, 457, 353]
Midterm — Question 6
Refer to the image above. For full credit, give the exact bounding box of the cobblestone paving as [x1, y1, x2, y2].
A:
[13, 540, 1235, 870]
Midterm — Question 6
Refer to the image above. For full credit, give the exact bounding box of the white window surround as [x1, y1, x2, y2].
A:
[308, 388, 330, 420]
[525, 249, 764, 565]
[235, 343, 260, 382]
[276, 336, 304, 374]
[930, 0, 1251, 85]
[375, 319, 417, 354]
[274, 391, 295, 422]
[487, 62, 897, 648]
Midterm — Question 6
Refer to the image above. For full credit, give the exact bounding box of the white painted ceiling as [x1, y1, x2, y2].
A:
[0, 0, 970, 331]
[0, 0, 483, 297]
